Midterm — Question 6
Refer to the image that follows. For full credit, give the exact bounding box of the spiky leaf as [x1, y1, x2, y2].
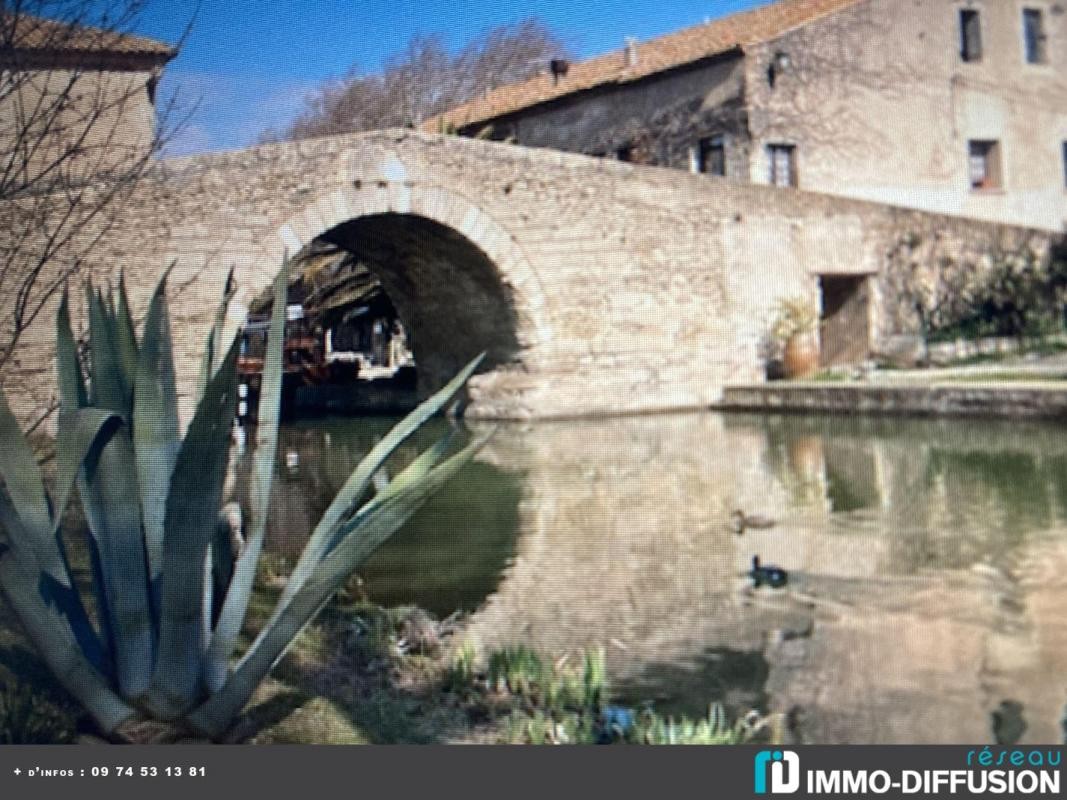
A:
[187, 433, 488, 738]
[0, 391, 54, 561]
[203, 261, 287, 691]
[277, 353, 485, 609]
[77, 419, 152, 700]
[0, 483, 110, 678]
[86, 283, 129, 418]
[56, 290, 87, 409]
[133, 264, 180, 603]
[0, 552, 134, 733]
[113, 275, 139, 398]
[149, 338, 239, 719]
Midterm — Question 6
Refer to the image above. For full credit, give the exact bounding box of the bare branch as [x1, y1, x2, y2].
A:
[275, 17, 570, 141]
[0, 1, 188, 397]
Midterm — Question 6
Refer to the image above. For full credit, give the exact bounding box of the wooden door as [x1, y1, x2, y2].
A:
[819, 275, 870, 367]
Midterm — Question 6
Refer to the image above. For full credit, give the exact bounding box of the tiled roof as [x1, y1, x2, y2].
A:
[425, 0, 864, 132]
[5, 13, 176, 59]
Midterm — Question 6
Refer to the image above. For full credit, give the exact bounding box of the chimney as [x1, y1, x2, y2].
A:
[624, 36, 639, 68]
[550, 58, 570, 85]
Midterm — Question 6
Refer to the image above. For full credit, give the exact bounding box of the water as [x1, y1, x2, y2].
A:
[256, 411, 1067, 744]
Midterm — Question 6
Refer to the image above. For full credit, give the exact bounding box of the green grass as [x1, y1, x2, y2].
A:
[2, 573, 776, 745]
[451, 643, 771, 745]
[810, 371, 852, 382]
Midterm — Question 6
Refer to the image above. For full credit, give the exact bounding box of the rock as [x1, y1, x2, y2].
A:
[874, 335, 925, 368]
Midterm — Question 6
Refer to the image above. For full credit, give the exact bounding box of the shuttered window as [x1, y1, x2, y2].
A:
[960, 9, 982, 62]
[1023, 9, 1048, 64]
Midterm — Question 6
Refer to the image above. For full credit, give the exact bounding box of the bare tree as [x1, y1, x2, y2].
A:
[0, 1, 187, 428]
[269, 18, 569, 141]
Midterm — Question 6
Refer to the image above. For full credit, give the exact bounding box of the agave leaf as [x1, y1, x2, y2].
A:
[277, 352, 485, 609]
[203, 261, 287, 691]
[209, 519, 235, 613]
[52, 408, 122, 540]
[0, 483, 107, 675]
[149, 337, 239, 719]
[103, 284, 116, 320]
[371, 467, 389, 494]
[206, 266, 237, 380]
[0, 392, 97, 658]
[0, 390, 53, 555]
[323, 429, 456, 557]
[196, 328, 216, 405]
[43, 406, 125, 672]
[326, 432, 489, 564]
[86, 283, 129, 419]
[187, 433, 489, 738]
[86, 533, 116, 677]
[113, 274, 139, 399]
[201, 543, 214, 654]
[77, 418, 153, 701]
[0, 550, 134, 733]
[194, 266, 235, 403]
[133, 264, 180, 605]
[365, 429, 457, 501]
[56, 290, 87, 409]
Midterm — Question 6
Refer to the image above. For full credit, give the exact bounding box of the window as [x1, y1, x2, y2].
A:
[968, 140, 1002, 190]
[959, 9, 982, 62]
[692, 136, 726, 176]
[1023, 8, 1048, 64]
[767, 144, 797, 187]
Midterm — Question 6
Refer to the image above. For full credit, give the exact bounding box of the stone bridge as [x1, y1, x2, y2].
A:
[5, 129, 1050, 423]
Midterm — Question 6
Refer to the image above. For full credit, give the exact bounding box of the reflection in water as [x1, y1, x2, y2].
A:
[240, 417, 520, 617]
[258, 412, 1067, 744]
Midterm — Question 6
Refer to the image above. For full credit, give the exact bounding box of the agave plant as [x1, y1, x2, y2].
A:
[0, 260, 488, 740]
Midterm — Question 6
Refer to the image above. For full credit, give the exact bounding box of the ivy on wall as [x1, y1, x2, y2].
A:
[883, 231, 1067, 342]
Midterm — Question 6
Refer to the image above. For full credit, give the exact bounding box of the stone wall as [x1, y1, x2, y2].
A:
[472, 52, 753, 179]
[457, 0, 1067, 233]
[0, 130, 1057, 426]
[744, 0, 1067, 232]
[0, 64, 159, 185]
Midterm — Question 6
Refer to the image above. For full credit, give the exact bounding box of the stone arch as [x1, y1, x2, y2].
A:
[261, 181, 551, 404]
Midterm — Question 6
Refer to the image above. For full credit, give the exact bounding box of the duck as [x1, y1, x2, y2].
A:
[749, 556, 788, 589]
[730, 509, 776, 535]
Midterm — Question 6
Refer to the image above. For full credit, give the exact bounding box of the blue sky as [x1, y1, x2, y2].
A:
[135, 1, 770, 156]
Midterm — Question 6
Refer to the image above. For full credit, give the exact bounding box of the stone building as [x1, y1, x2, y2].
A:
[429, 0, 1067, 235]
[0, 12, 176, 184]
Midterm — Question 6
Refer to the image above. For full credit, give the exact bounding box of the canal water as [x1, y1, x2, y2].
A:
[252, 411, 1067, 744]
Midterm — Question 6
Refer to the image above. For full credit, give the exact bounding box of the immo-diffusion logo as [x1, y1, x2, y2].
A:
[754, 750, 801, 794]
[753, 747, 1061, 796]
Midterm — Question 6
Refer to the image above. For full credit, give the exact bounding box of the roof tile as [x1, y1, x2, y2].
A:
[425, 0, 863, 132]
[5, 12, 176, 59]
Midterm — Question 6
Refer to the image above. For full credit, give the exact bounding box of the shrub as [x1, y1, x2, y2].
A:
[0, 259, 488, 740]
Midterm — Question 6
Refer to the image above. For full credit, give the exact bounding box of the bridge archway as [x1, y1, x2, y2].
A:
[263, 182, 551, 409]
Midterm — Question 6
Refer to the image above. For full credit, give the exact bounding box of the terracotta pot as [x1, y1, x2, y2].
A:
[783, 331, 819, 379]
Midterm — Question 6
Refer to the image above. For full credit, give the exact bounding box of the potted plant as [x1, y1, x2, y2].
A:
[771, 296, 820, 379]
